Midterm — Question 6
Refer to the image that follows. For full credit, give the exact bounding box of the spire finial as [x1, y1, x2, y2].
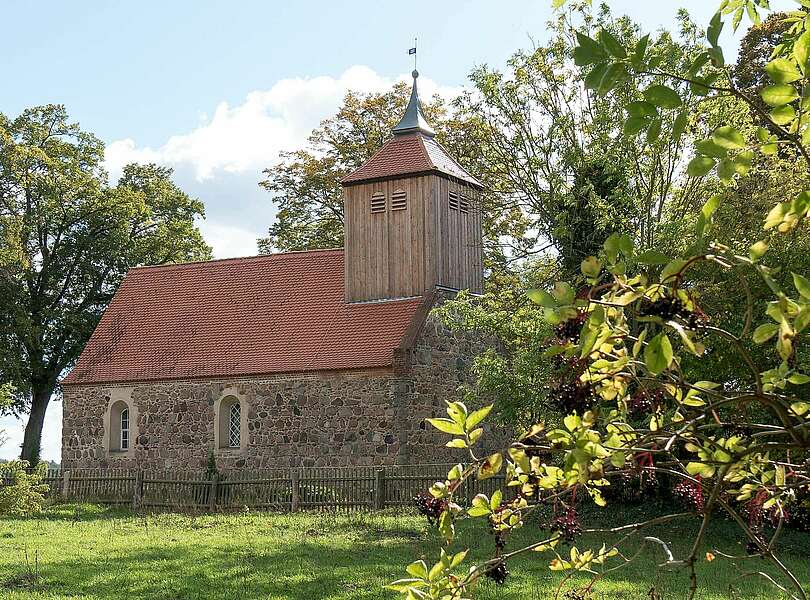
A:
[392, 48, 436, 137]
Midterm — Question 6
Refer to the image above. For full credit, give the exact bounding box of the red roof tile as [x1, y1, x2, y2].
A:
[342, 133, 482, 188]
[62, 250, 424, 385]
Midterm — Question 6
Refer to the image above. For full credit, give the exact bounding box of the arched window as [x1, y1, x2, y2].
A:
[108, 399, 132, 453]
[217, 395, 243, 449]
[228, 402, 240, 448]
[120, 407, 130, 450]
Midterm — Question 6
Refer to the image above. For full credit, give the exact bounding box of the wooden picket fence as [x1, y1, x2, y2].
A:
[0, 463, 510, 512]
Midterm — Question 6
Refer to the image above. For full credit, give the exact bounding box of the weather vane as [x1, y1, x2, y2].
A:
[409, 38, 417, 72]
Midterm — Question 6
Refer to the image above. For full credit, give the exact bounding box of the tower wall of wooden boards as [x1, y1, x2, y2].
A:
[343, 174, 483, 302]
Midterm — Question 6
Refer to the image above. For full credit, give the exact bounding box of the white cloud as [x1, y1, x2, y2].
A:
[105, 65, 462, 182]
[197, 220, 260, 259]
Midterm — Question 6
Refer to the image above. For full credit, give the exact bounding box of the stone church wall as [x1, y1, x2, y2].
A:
[61, 312, 505, 472]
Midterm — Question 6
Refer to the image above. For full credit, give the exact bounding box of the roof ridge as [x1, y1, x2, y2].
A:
[131, 248, 345, 272]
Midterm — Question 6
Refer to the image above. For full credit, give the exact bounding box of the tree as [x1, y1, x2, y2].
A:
[0, 105, 211, 463]
[456, 7, 711, 276]
[391, 2, 810, 598]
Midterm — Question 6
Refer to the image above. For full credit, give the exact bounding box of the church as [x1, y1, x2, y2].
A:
[60, 71, 495, 472]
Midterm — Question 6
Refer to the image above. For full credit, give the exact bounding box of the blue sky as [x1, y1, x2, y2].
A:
[0, 0, 791, 461]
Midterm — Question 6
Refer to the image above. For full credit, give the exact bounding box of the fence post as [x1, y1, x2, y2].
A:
[291, 470, 300, 512]
[374, 469, 386, 510]
[132, 470, 144, 509]
[208, 474, 218, 512]
[61, 470, 71, 500]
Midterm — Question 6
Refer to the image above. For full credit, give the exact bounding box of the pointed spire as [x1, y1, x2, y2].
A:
[392, 70, 436, 137]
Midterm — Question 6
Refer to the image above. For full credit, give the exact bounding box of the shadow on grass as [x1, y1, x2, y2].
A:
[1, 505, 808, 599]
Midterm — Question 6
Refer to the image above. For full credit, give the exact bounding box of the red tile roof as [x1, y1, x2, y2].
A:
[342, 133, 482, 188]
[62, 250, 424, 386]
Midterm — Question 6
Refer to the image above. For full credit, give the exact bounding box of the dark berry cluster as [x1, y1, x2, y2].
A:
[628, 387, 666, 418]
[638, 294, 708, 329]
[551, 508, 583, 542]
[484, 561, 508, 585]
[549, 378, 598, 415]
[413, 492, 447, 525]
[554, 311, 588, 344]
[673, 479, 704, 513]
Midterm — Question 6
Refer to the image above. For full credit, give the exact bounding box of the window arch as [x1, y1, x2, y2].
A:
[108, 399, 132, 452]
[217, 395, 244, 450]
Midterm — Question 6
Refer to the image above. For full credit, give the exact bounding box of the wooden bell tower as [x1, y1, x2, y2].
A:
[341, 70, 484, 303]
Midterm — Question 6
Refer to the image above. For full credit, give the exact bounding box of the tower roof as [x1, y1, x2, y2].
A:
[342, 70, 483, 188]
[392, 70, 436, 137]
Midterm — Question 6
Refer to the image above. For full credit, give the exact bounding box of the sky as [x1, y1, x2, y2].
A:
[0, 0, 792, 462]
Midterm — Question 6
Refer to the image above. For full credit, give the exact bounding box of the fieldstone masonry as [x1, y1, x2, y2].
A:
[61, 312, 508, 472]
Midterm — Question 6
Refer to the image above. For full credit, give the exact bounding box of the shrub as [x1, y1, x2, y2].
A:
[0, 461, 49, 516]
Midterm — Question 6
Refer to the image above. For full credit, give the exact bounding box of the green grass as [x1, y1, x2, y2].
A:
[0, 503, 808, 599]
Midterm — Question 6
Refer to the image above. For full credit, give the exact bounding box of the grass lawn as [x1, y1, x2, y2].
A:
[0, 502, 808, 599]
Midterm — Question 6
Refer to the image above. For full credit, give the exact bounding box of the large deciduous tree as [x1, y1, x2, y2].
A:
[0, 105, 211, 463]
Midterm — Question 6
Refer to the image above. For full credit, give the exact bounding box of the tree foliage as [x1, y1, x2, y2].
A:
[391, 2, 810, 599]
[0, 105, 211, 462]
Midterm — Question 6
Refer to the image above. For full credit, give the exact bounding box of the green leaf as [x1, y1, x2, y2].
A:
[791, 401, 810, 416]
[644, 333, 674, 375]
[581, 256, 602, 278]
[766, 58, 802, 84]
[769, 105, 796, 125]
[446, 438, 468, 448]
[696, 139, 728, 158]
[761, 84, 799, 107]
[753, 322, 779, 343]
[687, 156, 716, 177]
[528, 288, 556, 307]
[438, 510, 454, 542]
[623, 116, 649, 136]
[687, 461, 716, 478]
[584, 62, 609, 90]
[626, 100, 658, 118]
[793, 272, 810, 298]
[661, 259, 687, 283]
[478, 453, 503, 480]
[636, 250, 671, 265]
[794, 30, 810, 75]
[788, 373, 810, 385]
[406, 560, 429, 579]
[596, 62, 628, 96]
[633, 34, 650, 65]
[490, 489, 503, 510]
[574, 32, 608, 66]
[646, 118, 662, 143]
[717, 158, 735, 182]
[466, 404, 493, 430]
[427, 418, 464, 435]
[749, 240, 769, 261]
[707, 12, 723, 47]
[643, 84, 682, 109]
[712, 126, 745, 149]
[599, 28, 627, 58]
[672, 110, 688, 141]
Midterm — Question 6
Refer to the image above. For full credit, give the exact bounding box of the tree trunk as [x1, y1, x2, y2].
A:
[20, 385, 52, 464]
